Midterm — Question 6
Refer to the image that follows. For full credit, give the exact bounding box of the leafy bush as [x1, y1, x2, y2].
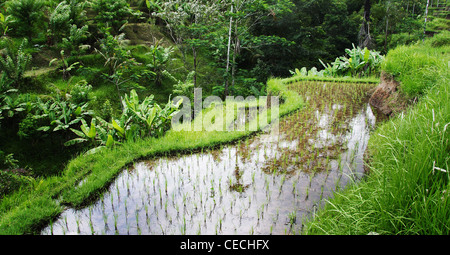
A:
[65, 90, 182, 154]
[65, 0, 88, 27]
[172, 71, 195, 101]
[96, 30, 131, 71]
[6, 0, 45, 39]
[48, 1, 72, 44]
[27, 94, 93, 136]
[0, 151, 19, 170]
[61, 24, 90, 56]
[92, 0, 133, 33]
[17, 113, 39, 139]
[0, 89, 28, 127]
[69, 80, 93, 105]
[96, 29, 141, 96]
[146, 43, 175, 86]
[0, 151, 34, 198]
[0, 39, 31, 88]
[320, 44, 384, 77]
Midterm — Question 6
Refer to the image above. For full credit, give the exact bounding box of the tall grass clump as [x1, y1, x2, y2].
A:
[303, 40, 450, 235]
[382, 40, 449, 97]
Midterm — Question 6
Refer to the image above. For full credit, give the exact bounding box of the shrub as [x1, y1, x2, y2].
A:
[146, 43, 175, 87]
[17, 113, 40, 139]
[48, 1, 72, 44]
[6, 0, 45, 39]
[92, 0, 133, 34]
[65, 0, 88, 27]
[61, 24, 90, 56]
[65, 90, 182, 154]
[0, 39, 31, 88]
[69, 80, 93, 105]
[0, 151, 19, 170]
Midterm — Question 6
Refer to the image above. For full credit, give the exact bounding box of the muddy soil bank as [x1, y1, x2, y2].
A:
[369, 72, 409, 117]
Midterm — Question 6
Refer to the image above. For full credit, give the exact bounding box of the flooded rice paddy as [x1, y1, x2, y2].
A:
[42, 81, 383, 235]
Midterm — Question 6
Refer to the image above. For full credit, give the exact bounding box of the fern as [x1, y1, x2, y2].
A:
[0, 39, 31, 88]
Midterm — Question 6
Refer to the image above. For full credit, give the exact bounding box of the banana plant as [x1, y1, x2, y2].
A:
[112, 117, 140, 142]
[345, 44, 367, 77]
[318, 44, 384, 77]
[319, 59, 338, 77]
[155, 95, 183, 136]
[32, 96, 93, 133]
[65, 117, 115, 154]
[49, 50, 80, 80]
[66, 90, 182, 154]
[122, 89, 158, 135]
[65, 118, 97, 146]
[0, 12, 10, 36]
[51, 101, 91, 132]
[33, 98, 59, 132]
[0, 89, 27, 119]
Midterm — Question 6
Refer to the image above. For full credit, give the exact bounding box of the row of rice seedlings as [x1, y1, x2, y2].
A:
[42, 80, 376, 235]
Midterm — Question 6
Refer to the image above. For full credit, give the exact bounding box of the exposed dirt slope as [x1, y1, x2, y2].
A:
[369, 72, 409, 117]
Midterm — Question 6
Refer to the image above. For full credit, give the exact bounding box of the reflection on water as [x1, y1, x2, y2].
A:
[41, 82, 380, 235]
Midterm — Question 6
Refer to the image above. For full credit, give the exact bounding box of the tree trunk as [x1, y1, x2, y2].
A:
[359, 0, 373, 49]
[384, 2, 390, 53]
[225, 2, 234, 97]
[231, 21, 239, 90]
[384, 16, 389, 53]
[423, 0, 430, 42]
[192, 46, 197, 87]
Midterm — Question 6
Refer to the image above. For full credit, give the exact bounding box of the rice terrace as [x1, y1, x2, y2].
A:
[0, 0, 449, 239]
[41, 81, 380, 235]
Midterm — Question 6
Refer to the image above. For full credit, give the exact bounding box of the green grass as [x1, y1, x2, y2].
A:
[0, 76, 303, 234]
[303, 39, 450, 235]
[382, 40, 449, 97]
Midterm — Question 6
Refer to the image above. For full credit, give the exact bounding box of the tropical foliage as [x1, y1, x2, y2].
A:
[65, 89, 182, 154]
[0, 39, 31, 88]
[6, 0, 45, 39]
[290, 44, 384, 79]
[320, 45, 384, 77]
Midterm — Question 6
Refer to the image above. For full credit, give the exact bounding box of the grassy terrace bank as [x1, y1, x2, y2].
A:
[303, 40, 450, 234]
[0, 77, 303, 234]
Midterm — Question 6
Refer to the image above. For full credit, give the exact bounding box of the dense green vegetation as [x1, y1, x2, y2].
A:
[0, 76, 302, 234]
[0, 0, 449, 235]
[303, 39, 449, 235]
